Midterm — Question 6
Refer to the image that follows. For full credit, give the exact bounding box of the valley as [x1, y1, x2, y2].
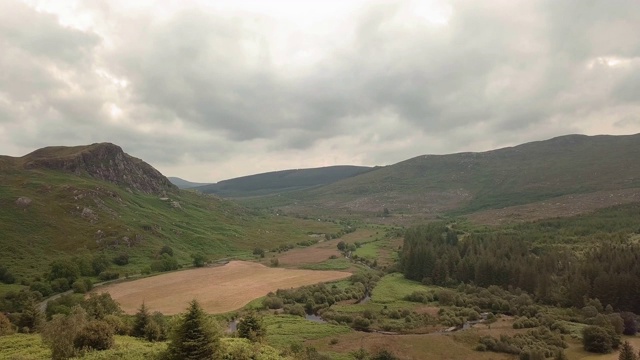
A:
[1, 136, 639, 360]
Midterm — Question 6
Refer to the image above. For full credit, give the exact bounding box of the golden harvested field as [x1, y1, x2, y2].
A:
[95, 261, 351, 314]
[277, 240, 342, 266]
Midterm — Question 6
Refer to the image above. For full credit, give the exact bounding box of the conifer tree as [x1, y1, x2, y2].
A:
[132, 302, 150, 338]
[618, 341, 637, 360]
[166, 300, 221, 360]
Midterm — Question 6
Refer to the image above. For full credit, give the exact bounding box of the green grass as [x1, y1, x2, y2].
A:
[264, 314, 352, 349]
[0, 168, 343, 282]
[0, 284, 26, 297]
[0, 333, 50, 360]
[371, 273, 436, 304]
[300, 258, 351, 270]
[354, 241, 381, 260]
[0, 334, 287, 360]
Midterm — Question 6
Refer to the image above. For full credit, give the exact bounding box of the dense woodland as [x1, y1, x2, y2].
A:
[401, 211, 640, 313]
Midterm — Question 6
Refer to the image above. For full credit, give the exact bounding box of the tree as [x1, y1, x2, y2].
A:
[83, 293, 121, 320]
[132, 302, 151, 338]
[237, 312, 266, 342]
[18, 298, 44, 333]
[583, 325, 615, 353]
[618, 341, 637, 360]
[166, 300, 222, 360]
[337, 241, 346, 252]
[191, 253, 207, 267]
[41, 306, 87, 360]
[621, 312, 638, 335]
[253, 248, 265, 258]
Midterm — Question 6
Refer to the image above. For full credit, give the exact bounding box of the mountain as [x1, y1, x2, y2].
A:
[2, 143, 176, 194]
[242, 134, 640, 220]
[168, 177, 212, 189]
[193, 165, 373, 197]
[0, 144, 342, 281]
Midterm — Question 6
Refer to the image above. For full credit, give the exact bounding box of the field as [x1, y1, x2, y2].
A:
[94, 261, 351, 314]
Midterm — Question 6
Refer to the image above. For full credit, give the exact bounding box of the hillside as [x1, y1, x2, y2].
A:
[193, 165, 373, 197]
[240, 134, 640, 220]
[0, 144, 342, 281]
[167, 177, 211, 189]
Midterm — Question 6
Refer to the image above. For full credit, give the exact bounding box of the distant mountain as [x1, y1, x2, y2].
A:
[2, 143, 177, 194]
[193, 165, 373, 197]
[243, 134, 640, 219]
[168, 177, 212, 189]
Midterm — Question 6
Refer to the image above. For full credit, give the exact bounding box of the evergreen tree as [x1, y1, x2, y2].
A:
[166, 300, 221, 360]
[132, 302, 150, 338]
[618, 341, 637, 360]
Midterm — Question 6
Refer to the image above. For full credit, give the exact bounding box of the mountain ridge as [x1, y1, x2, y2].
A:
[3, 142, 177, 195]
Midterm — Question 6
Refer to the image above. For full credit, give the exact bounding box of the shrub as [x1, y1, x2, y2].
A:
[0, 312, 14, 336]
[98, 271, 119, 281]
[112, 253, 129, 266]
[582, 325, 617, 353]
[73, 320, 114, 351]
[237, 313, 266, 342]
[160, 245, 174, 257]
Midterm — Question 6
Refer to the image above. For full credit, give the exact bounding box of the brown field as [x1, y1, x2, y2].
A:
[277, 240, 342, 266]
[94, 261, 350, 315]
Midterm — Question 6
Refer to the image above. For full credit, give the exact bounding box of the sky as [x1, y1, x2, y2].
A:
[1, 0, 639, 182]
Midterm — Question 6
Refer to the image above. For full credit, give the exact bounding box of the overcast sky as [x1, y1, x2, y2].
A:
[1, 0, 639, 182]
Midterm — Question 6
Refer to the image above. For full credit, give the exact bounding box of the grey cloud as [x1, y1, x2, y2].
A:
[2, 0, 640, 179]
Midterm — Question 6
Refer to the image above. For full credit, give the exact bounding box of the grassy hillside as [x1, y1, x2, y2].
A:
[240, 134, 640, 218]
[193, 165, 373, 197]
[0, 150, 342, 282]
[167, 177, 211, 189]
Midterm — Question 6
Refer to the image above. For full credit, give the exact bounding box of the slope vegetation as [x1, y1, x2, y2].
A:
[242, 134, 640, 219]
[193, 165, 373, 197]
[0, 144, 341, 281]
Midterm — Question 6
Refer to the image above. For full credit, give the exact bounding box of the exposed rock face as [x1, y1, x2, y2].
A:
[21, 143, 177, 195]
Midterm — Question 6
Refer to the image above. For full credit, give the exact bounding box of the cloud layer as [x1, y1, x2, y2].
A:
[1, 0, 639, 181]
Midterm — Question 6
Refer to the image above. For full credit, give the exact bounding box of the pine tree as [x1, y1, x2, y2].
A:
[132, 302, 150, 338]
[167, 300, 221, 360]
[618, 341, 637, 360]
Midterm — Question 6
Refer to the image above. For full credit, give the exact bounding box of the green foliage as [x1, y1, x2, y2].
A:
[0, 266, 16, 284]
[18, 298, 44, 333]
[160, 245, 174, 257]
[112, 253, 129, 266]
[253, 248, 265, 258]
[151, 253, 179, 272]
[582, 325, 619, 353]
[478, 327, 567, 358]
[73, 320, 115, 351]
[83, 293, 122, 320]
[191, 253, 207, 267]
[166, 300, 222, 360]
[237, 312, 266, 342]
[41, 306, 90, 359]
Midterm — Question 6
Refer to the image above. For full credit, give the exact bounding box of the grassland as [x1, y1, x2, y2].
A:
[94, 261, 351, 314]
[0, 167, 343, 281]
[263, 314, 352, 349]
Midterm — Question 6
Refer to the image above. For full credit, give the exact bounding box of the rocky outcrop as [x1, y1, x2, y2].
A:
[15, 197, 32, 207]
[21, 143, 177, 195]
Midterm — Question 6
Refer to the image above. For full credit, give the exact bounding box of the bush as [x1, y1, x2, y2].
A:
[253, 248, 265, 258]
[237, 313, 266, 342]
[0, 312, 14, 336]
[98, 271, 119, 281]
[30, 281, 53, 297]
[151, 254, 179, 272]
[73, 320, 114, 351]
[191, 253, 207, 267]
[582, 325, 617, 353]
[0, 266, 16, 284]
[112, 253, 129, 266]
[160, 245, 174, 257]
